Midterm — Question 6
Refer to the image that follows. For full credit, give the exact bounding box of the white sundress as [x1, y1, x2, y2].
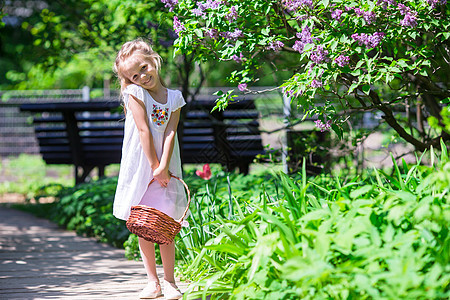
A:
[113, 84, 189, 222]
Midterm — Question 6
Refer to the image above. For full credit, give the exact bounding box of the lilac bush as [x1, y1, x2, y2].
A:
[168, 0, 449, 150]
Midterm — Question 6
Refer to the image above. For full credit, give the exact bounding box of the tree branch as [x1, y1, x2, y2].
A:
[367, 89, 429, 151]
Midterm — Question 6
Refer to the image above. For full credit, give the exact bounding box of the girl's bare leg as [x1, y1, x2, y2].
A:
[138, 237, 159, 283]
[159, 242, 176, 283]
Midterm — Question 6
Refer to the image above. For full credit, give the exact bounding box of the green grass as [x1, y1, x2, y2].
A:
[0, 154, 73, 198]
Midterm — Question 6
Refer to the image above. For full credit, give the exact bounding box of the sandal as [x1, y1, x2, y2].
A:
[139, 281, 162, 299]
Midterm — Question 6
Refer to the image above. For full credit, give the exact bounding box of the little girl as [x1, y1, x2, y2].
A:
[113, 38, 187, 299]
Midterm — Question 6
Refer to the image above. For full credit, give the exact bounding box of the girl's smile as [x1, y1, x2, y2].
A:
[123, 55, 161, 92]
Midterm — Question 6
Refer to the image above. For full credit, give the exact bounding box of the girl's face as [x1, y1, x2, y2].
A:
[123, 54, 160, 91]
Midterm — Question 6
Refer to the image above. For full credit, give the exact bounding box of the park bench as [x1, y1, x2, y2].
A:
[181, 96, 264, 174]
[20, 101, 124, 184]
[20, 97, 264, 184]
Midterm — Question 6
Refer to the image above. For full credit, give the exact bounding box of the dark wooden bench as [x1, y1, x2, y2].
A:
[181, 96, 264, 174]
[20, 101, 124, 184]
[20, 97, 264, 184]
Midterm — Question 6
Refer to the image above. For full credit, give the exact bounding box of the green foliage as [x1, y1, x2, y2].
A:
[1, 0, 178, 89]
[49, 177, 129, 248]
[6, 147, 448, 298]
[177, 143, 449, 299]
[171, 0, 450, 150]
[0, 154, 72, 198]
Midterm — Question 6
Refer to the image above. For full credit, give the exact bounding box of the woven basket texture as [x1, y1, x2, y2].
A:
[126, 175, 190, 245]
[126, 205, 181, 244]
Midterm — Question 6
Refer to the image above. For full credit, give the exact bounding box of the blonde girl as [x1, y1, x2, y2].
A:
[113, 38, 187, 299]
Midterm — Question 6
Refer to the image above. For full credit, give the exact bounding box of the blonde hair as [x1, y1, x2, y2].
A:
[113, 38, 164, 91]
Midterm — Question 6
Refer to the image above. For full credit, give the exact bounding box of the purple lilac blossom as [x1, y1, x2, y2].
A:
[351, 32, 385, 48]
[335, 55, 350, 67]
[292, 26, 315, 53]
[426, 0, 447, 8]
[281, 0, 313, 11]
[377, 0, 398, 9]
[173, 16, 185, 35]
[315, 119, 332, 132]
[296, 26, 314, 43]
[398, 3, 409, 15]
[292, 40, 304, 53]
[197, 0, 222, 11]
[238, 83, 248, 91]
[295, 15, 310, 21]
[331, 9, 343, 21]
[225, 5, 238, 21]
[232, 53, 245, 63]
[400, 12, 417, 27]
[266, 40, 284, 52]
[161, 0, 178, 12]
[192, 8, 206, 17]
[310, 45, 329, 64]
[206, 28, 219, 39]
[310, 79, 322, 88]
[283, 87, 301, 98]
[220, 29, 244, 41]
[354, 8, 376, 24]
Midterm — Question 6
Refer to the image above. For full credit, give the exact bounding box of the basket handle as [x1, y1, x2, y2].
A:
[147, 174, 191, 224]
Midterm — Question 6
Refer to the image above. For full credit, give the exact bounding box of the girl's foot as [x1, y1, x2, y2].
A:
[163, 280, 182, 300]
[139, 281, 162, 299]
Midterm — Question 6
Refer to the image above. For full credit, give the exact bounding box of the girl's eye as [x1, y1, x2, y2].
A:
[132, 75, 138, 80]
[141, 65, 146, 70]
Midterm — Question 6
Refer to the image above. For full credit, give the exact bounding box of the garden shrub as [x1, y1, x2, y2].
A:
[181, 145, 449, 299]
[49, 177, 129, 248]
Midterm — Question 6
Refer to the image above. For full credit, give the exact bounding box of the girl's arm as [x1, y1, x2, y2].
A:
[127, 94, 160, 171]
[152, 108, 181, 187]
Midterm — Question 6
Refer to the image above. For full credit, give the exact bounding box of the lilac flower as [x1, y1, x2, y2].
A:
[206, 28, 219, 39]
[315, 119, 332, 132]
[192, 8, 206, 17]
[426, 0, 447, 9]
[292, 40, 304, 53]
[352, 32, 385, 48]
[225, 5, 238, 22]
[266, 40, 284, 52]
[310, 79, 322, 88]
[363, 11, 376, 24]
[400, 12, 417, 27]
[310, 45, 329, 64]
[331, 9, 343, 21]
[292, 26, 315, 54]
[354, 8, 376, 24]
[283, 87, 301, 98]
[354, 8, 364, 16]
[377, 0, 398, 9]
[397, 3, 409, 15]
[220, 29, 244, 41]
[232, 53, 245, 63]
[238, 83, 248, 92]
[335, 55, 350, 67]
[296, 26, 314, 44]
[161, 0, 178, 12]
[197, 0, 222, 11]
[369, 32, 386, 48]
[173, 16, 185, 35]
[281, 0, 313, 12]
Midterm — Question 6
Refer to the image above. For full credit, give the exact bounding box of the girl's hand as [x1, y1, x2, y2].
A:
[153, 166, 171, 187]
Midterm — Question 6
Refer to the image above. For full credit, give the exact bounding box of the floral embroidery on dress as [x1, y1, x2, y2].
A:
[151, 104, 169, 126]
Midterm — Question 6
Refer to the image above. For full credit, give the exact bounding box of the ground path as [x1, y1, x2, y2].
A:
[0, 206, 188, 299]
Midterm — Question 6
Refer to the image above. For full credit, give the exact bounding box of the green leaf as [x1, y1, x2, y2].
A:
[362, 84, 371, 95]
[350, 185, 373, 199]
[348, 83, 359, 94]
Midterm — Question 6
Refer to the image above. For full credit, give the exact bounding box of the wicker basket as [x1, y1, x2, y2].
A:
[126, 175, 191, 245]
